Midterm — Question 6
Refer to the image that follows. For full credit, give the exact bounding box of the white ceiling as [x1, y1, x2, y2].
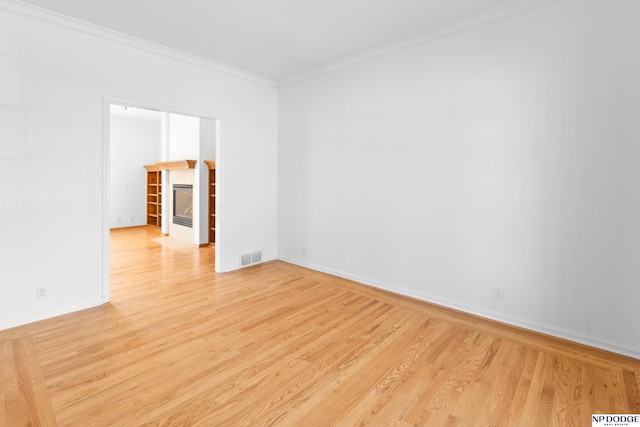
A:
[18, 0, 523, 81]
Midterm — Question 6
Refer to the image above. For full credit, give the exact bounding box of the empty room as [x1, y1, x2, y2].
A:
[0, 0, 639, 425]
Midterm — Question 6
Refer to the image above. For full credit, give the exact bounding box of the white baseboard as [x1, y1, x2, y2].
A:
[0, 299, 104, 332]
[222, 255, 278, 273]
[278, 256, 640, 361]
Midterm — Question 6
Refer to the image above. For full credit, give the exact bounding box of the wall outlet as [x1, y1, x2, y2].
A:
[301, 246, 306, 255]
[493, 286, 505, 301]
[36, 286, 48, 300]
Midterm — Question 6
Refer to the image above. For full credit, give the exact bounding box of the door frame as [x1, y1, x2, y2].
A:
[102, 95, 223, 303]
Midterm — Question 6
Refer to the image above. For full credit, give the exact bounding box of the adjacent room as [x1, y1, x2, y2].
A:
[109, 104, 217, 249]
[0, 0, 638, 424]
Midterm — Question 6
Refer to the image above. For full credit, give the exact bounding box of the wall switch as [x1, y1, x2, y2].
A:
[493, 286, 504, 301]
[36, 286, 48, 300]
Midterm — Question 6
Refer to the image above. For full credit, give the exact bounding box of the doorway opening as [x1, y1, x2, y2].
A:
[102, 98, 222, 303]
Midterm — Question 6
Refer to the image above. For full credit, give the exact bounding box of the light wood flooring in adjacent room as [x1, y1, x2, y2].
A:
[1, 226, 639, 425]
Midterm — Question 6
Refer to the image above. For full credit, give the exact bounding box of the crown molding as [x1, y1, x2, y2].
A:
[0, 0, 277, 88]
[279, 0, 564, 87]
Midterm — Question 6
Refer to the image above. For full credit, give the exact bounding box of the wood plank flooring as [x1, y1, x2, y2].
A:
[0, 226, 638, 425]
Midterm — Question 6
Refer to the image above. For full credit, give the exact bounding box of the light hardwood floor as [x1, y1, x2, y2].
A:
[1, 226, 638, 426]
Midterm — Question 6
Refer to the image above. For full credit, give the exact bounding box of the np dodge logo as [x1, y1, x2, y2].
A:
[593, 414, 640, 426]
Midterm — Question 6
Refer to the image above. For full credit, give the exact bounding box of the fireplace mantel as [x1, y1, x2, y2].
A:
[144, 160, 196, 171]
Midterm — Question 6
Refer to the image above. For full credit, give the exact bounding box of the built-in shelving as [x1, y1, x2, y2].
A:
[144, 165, 162, 229]
[205, 160, 216, 246]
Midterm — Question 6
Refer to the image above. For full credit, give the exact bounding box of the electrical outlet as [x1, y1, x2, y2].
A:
[493, 286, 504, 301]
[36, 286, 48, 300]
[301, 246, 306, 255]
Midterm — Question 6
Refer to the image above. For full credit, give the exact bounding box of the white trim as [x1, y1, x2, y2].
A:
[278, 256, 640, 361]
[106, 96, 218, 124]
[101, 99, 110, 303]
[214, 119, 224, 273]
[279, 0, 564, 87]
[0, 0, 276, 88]
[0, 299, 104, 331]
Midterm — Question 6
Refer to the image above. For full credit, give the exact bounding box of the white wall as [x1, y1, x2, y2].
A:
[0, 7, 277, 330]
[109, 115, 161, 228]
[168, 113, 199, 160]
[278, 0, 640, 358]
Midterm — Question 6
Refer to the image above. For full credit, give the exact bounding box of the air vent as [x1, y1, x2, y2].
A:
[240, 253, 252, 267]
[239, 250, 262, 268]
